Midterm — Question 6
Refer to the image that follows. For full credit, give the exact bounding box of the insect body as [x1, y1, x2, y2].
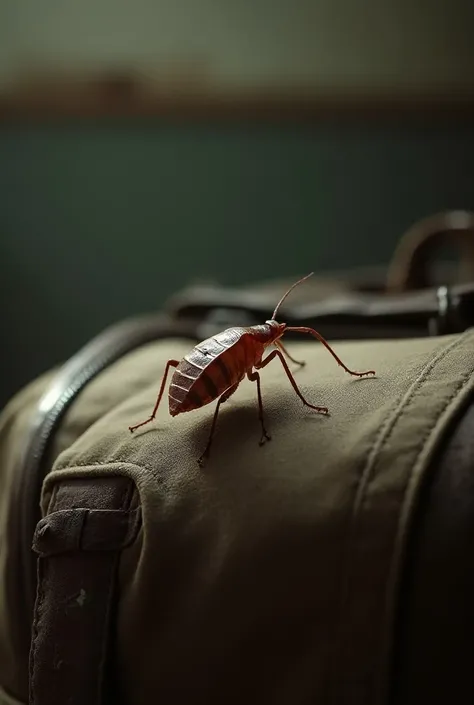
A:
[129, 273, 375, 465]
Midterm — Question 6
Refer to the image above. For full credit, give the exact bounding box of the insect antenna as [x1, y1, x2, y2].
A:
[271, 272, 314, 320]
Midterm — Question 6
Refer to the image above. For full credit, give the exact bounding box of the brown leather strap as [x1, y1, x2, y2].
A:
[29, 476, 141, 705]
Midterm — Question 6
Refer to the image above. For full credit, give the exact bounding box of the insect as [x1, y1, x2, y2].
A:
[129, 272, 375, 466]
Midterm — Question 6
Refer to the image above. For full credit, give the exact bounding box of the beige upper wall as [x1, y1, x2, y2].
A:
[1, 0, 473, 90]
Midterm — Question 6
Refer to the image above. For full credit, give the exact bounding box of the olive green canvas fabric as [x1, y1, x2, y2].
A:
[0, 684, 24, 705]
[1, 330, 474, 704]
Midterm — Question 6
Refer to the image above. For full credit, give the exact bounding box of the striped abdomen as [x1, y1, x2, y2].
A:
[168, 327, 265, 416]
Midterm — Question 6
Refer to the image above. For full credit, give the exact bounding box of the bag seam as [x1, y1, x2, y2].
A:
[378, 368, 474, 703]
[355, 329, 471, 518]
[328, 328, 474, 703]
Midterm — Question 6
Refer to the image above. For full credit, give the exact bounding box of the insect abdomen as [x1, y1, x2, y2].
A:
[168, 328, 261, 416]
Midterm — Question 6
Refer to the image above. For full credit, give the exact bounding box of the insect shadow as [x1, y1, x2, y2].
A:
[185, 394, 324, 466]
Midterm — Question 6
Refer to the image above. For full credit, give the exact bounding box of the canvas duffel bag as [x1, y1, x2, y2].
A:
[1, 211, 474, 705]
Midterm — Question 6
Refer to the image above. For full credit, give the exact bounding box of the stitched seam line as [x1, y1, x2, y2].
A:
[378, 369, 474, 703]
[328, 329, 473, 703]
[355, 330, 470, 518]
[54, 458, 157, 474]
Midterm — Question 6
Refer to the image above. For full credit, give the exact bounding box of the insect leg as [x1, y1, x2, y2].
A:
[284, 327, 375, 377]
[129, 359, 180, 432]
[198, 382, 240, 467]
[275, 339, 306, 367]
[247, 370, 271, 445]
[256, 350, 329, 414]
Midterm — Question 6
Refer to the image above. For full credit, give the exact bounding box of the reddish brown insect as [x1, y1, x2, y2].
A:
[129, 272, 375, 465]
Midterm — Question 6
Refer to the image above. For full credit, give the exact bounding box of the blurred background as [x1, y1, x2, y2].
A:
[1, 0, 473, 407]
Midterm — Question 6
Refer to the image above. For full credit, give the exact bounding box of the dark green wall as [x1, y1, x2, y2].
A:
[1, 120, 473, 406]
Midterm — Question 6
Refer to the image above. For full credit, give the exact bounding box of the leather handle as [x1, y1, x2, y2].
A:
[386, 211, 474, 293]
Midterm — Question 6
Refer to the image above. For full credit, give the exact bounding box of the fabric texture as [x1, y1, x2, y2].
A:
[1, 330, 474, 704]
[40, 332, 474, 704]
